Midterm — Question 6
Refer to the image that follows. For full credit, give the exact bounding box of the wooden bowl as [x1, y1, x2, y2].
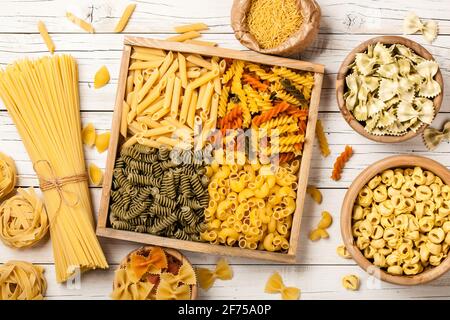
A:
[117, 245, 198, 299]
[341, 155, 450, 285]
[336, 36, 444, 143]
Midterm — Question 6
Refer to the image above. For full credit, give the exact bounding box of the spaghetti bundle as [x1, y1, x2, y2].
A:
[0, 55, 108, 282]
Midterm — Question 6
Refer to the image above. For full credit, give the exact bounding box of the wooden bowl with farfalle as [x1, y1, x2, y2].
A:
[336, 36, 444, 143]
[341, 155, 450, 285]
[112, 245, 198, 300]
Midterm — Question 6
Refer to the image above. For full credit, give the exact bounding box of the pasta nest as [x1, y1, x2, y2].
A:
[0, 188, 49, 248]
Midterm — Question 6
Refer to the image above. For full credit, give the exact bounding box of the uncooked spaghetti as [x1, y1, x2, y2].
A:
[0, 55, 108, 282]
[246, 0, 303, 49]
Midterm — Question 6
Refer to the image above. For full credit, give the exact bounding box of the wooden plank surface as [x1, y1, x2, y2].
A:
[0, 0, 449, 300]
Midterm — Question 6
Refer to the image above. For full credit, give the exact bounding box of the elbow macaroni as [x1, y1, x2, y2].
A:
[201, 159, 299, 252]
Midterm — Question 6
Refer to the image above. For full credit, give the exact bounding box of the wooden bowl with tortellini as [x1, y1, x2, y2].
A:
[336, 36, 444, 143]
[341, 155, 450, 285]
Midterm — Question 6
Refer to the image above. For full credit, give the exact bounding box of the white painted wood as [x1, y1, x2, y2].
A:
[0, 0, 449, 300]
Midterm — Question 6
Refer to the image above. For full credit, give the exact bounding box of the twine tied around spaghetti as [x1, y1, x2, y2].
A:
[33, 160, 88, 212]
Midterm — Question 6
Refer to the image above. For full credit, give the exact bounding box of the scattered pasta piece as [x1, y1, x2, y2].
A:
[336, 245, 352, 259]
[423, 121, 450, 150]
[0, 261, 47, 300]
[114, 3, 136, 33]
[174, 23, 209, 33]
[342, 274, 360, 291]
[309, 228, 329, 241]
[81, 123, 96, 147]
[265, 272, 300, 300]
[0, 152, 16, 200]
[331, 145, 353, 181]
[0, 188, 48, 249]
[306, 186, 322, 204]
[95, 131, 111, 153]
[166, 31, 201, 42]
[317, 211, 333, 229]
[197, 258, 233, 290]
[403, 12, 438, 43]
[66, 12, 95, 33]
[37, 21, 55, 54]
[88, 164, 104, 186]
[315, 119, 330, 157]
[94, 65, 110, 89]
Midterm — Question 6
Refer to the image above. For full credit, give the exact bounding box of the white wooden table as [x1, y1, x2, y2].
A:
[1, 0, 450, 300]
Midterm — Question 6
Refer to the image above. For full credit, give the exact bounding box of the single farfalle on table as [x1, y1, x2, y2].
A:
[422, 121, 450, 151]
[344, 43, 441, 136]
[265, 272, 300, 300]
[197, 258, 233, 290]
[403, 12, 438, 43]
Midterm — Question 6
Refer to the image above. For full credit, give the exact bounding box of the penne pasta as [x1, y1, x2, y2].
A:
[210, 93, 219, 128]
[163, 74, 176, 110]
[136, 136, 162, 148]
[161, 59, 179, 82]
[126, 73, 134, 97]
[66, 12, 94, 33]
[114, 3, 136, 33]
[131, 52, 165, 61]
[136, 116, 163, 129]
[129, 60, 164, 70]
[166, 31, 201, 42]
[137, 69, 159, 102]
[201, 81, 214, 114]
[170, 77, 182, 118]
[141, 125, 176, 137]
[179, 86, 193, 124]
[158, 51, 174, 79]
[137, 78, 167, 113]
[178, 52, 188, 88]
[37, 21, 55, 54]
[120, 100, 130, 138]
[186, 54, 213, 70]
[174, 23, 209, 33]
[187, 90, 198, 129]
[187, 70, 201, 78]
[189, 69, 220, 89]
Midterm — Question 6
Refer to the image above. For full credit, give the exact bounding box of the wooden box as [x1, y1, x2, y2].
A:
[96, 37, 324, 263]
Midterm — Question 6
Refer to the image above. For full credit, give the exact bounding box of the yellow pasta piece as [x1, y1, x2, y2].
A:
[95, 132, 111, 153]
[166, 31, 201, 42]
[309, 228, 329, 241]
[66, 12, 94, 33]
[0, 261, 47, 300]
[114, 3, 136, 33]
[336, 245, 352, 259]
[37, 21, 55, 54]
[318, 211, 333, 229]
[315, 119, 331, 157]
[197, 258, 233, 290]
[342, 275, 360, 291]
[174, 23, 208, 33]
[88, 163, 103, 186]
[81, 123, 96, 147]
[265, 272, 300, 300]
[306, 186, 322, 204]
[0, 188, 48, 248]
[94, 65, 110, 89]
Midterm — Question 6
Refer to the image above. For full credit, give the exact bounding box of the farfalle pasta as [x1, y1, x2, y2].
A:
[112, 246, 197, 300]
[197, 258, 233, 290]
[344, 43, 441, 136]
[403, 12, 438, 43]
[264, 272, 300, 300]
[422, 121, 450, 151]
[352, 166, 450, 276]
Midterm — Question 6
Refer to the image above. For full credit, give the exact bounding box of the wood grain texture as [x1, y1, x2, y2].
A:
[336, 36, 444, 143]
[341, 155, 450, 285]
[1, 0, 450, 300]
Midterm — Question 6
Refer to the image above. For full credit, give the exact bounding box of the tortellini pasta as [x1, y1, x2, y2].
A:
[352, 166, 450, 276]
[344, 42, 441, 136]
